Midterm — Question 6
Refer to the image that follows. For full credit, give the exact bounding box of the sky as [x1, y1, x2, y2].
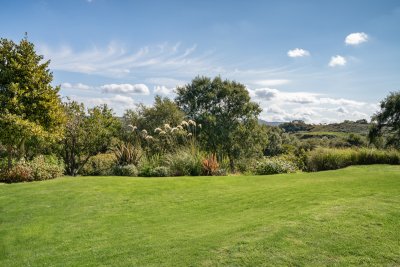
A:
[1, 0, 400, 123]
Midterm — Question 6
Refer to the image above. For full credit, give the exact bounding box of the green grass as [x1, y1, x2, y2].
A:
[1, 165, 399, 266]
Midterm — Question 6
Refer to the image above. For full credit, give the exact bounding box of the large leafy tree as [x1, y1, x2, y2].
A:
[62, 101, 120, 176]
[175, 76, 262, 172]
[0, 36, 65, 168]
[369, 91, 400, 148]
[123, 95, 185, 132]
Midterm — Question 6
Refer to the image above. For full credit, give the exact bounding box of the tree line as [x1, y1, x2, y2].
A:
[1, 37, 399, 180]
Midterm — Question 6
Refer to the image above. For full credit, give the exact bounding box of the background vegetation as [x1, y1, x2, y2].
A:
[1, 37, 400, 183]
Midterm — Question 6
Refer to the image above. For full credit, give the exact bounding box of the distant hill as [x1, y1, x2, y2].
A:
[310, 120, 371, 135]
[258, 119, 286, 126]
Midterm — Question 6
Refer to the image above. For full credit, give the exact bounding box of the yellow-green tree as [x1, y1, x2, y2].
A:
[0, 36, 65, 168]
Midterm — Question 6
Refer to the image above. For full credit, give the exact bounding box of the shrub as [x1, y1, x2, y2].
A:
[165, 149, 203, 176]
[28, 155, 64, 181]
[80, 153, 116, 176]
[254, 157, 297, 175]
[113, 164, 138, 177]
[0, 161, 33, 183]
[150, 166, 171, 177]
[202, 154, 219, 175]
[138, 164, 153, 177]
[236, 158, 258, 173]
[113, 143, 142, 166]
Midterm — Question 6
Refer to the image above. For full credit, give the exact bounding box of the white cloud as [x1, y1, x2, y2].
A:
[154, 85, 175, 95]
[249, 87, 375, 123]
[101, 83, 150, 95]
[252, 88, 318, 104]
[253, 79, 290, 86]
[345, 32, 368, 45]
[329, 55, 346, 67]
[61, 82, 91, 90]
[287, 48, 310, 58]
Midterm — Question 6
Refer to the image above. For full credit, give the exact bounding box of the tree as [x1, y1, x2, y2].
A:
[369, 91, 400, 148]
[0, 36, 65, 168]
[123, 96, 185, 132]
[62, 101, 120, 176]
[175, 76, 261, 172]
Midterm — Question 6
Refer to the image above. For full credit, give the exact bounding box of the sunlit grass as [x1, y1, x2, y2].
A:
[1, 165, 399, 266]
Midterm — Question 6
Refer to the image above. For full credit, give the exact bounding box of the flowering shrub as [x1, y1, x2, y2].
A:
[254, 157, 298, 175]
[0, 155, 64, 183]
[150, 166, 171, 177]
[29, 155, 64, 181]
[0, 161, 33, 183]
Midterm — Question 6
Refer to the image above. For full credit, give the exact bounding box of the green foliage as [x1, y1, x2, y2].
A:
[0, 160, 33, 183]
[280, 120, 312, 133]
[175, 76, 262, 172]
[0, 37, 65, 167]
[113, 164, 138, 177]
[28, 155, 64, 181]
[254, 157, 298, 175]
[306, 148, 400, 171]
[113, 143, 142, 166]
[165, 148, 203, 176]
[0, 155, 64, 183]
[122, 96, 185, 142]
[62, 101, 121, 176]
[346, 133, 366, 147]
[369, 91, 400, 148]
[80, 153, 116, 176]
[150, 166, 171, 177]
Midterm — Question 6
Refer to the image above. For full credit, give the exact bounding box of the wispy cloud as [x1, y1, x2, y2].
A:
[39, 42, 216, 78]
[345, 32, 368, 45]
[252, 79, 290, 87]
[101, 83, 150, 95]
[329, 55, 346, 67]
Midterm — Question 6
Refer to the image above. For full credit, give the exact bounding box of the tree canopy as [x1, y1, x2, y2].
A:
[175, 76, 262, 171]
[0, 37, 65, 167]
[369, 91, 400, 148]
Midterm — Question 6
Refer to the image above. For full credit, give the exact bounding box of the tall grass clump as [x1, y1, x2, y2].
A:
[164, 148, 203, 176]
[306, 148, 400, 171]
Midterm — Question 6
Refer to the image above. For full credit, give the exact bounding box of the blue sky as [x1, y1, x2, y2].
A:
[1, 0, 400, 122]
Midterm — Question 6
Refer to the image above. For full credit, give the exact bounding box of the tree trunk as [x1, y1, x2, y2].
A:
[7, 145, 13, 169]
[229, 157, 235, 173]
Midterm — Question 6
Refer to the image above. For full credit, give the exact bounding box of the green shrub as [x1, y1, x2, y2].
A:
[0, 155, 64, 183]
[165, 149, 203, 176]
[254, 157, 297, 175]
[151, 166, 171, 177]
[28, 155, 64, 181]
[138, 164, 153, 177]
[113, 164, 138, 177]
[80, 153, 116, 176]
[113, 143, 142, 166]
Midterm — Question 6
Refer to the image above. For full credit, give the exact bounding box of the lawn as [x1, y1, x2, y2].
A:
[1, 165, 399, 266]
